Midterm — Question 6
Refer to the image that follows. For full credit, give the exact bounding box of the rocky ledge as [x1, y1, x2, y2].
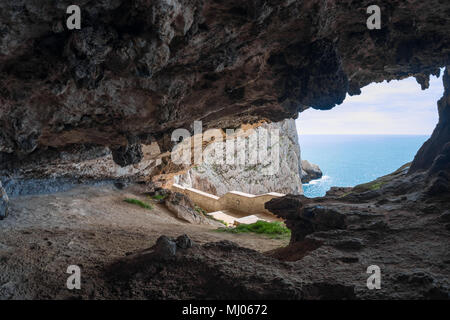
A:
[264, 160, 450, 299]
[301, 160, 323, 183]
[102, 162, 449, 300]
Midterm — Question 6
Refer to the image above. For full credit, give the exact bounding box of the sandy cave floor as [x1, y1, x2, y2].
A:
[0, 184, 288, 299]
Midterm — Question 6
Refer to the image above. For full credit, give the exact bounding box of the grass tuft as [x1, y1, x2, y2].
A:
[151, 194, 166, 201]
[194, 205, 208, 215]
[124, 198, 153, 210]
[353, 162, 411, 194]
[216, 221, 291, 239]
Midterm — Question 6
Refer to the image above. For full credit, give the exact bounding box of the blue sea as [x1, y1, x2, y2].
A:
[299, 135, 430, 198]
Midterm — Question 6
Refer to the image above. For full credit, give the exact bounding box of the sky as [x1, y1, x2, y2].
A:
[296, 71, 444, 135]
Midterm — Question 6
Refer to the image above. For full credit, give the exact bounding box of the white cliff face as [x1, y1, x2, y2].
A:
[175, 119, 303, 196]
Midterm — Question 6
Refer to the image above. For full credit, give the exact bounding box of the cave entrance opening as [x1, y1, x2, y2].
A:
[296, 72, 444, 198]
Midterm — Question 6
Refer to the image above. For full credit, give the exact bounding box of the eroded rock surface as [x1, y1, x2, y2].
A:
[411, 68, 450, 174]
[0, 0, 449, 174]
[0, 143, 162, 198]
[301, 160, 323, 183]
[85, 161, 449, 300]
[105, 238, 356, 299]
[263, 163, 450, 299]
[175, 119, 303, 196]
[165, 191, 220, 225]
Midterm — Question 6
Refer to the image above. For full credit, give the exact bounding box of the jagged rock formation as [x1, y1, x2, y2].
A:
[411, 68, 450, 174]
[175, 119, 303, 196]
[0, 0, 449, 177]
[301, 160, 323, 183]
[262, 162, 450, 299]
[107, 185, 450, 300]
[0, 143, 162, 197]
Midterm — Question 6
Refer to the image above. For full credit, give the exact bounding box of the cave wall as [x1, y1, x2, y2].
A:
[410, 67, 450, 174]
[0, 0, 449, 173]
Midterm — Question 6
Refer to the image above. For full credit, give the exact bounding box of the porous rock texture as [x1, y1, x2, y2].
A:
[263, 163, 450, 299]
[175, 118, 303, 196]
[0, 0, 449, 174]
[105, 236, 358, 299]
[101, 163, 450, 300]
[164, 191, 221, 225]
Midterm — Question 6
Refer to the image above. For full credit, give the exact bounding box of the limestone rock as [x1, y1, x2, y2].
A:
[175, 119, 303, 196]
[301, 160, 323, 183]
[164, 192, 208, 225]
[111, 136, 144, 167]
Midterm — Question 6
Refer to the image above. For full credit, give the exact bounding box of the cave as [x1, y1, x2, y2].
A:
[0, 0, 449, 302]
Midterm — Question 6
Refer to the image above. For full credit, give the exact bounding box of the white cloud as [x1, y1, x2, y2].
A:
[296, 73, 443, 135]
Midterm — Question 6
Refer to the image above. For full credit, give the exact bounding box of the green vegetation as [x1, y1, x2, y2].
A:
[353, 179, 386, 192]
[349, 162, 412, 195]
[194, 205, 227, 226]
[151, 194, 166, 201]
[124, 198, 153, 210]
[194, 205, 207, 215]
[216, 221, 291, 239]
[338, 191, 353, 199]
[208, 215, 228, 226]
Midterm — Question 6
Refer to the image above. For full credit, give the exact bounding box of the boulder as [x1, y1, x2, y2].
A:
[164, 192, 208, 225]
[176, 234, 195, 249]
[0, 181, 9, 219]
[152, 234, 194, 259]
[301, 160, 323, 183]
[153, 236, 177, 258]
[266, 196, 347, 243]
